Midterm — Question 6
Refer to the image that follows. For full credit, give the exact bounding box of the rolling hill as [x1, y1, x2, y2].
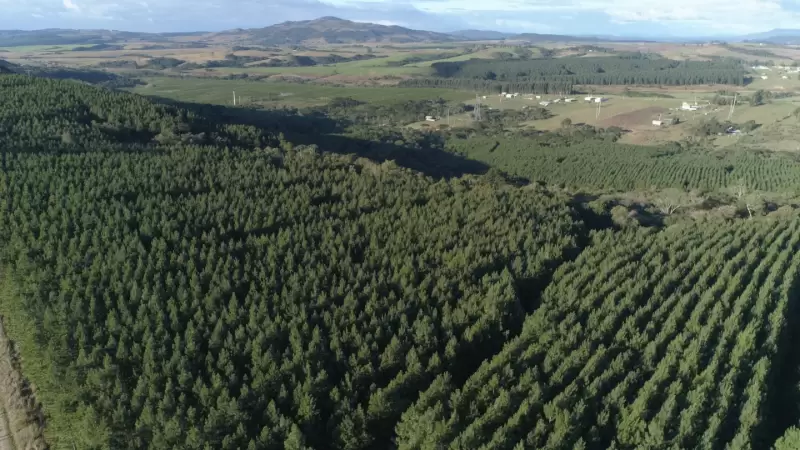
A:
[224, 16, 455, 45]
[0, 29, 208, 47]
[738, 28, 800, 44]
[0, 59, 18, 73]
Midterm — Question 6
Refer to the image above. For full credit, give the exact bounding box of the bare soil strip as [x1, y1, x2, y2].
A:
[0, 317, 47, 450]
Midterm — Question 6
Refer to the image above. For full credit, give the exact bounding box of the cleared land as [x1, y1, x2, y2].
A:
[474, 91, 800, 147]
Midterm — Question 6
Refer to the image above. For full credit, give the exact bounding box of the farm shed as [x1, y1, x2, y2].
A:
[652, 120, 663, 126]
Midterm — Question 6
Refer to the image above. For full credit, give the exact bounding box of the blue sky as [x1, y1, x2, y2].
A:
[1, 0, 799, 37]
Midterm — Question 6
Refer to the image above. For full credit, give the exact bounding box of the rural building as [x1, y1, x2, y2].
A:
[585, 96, 594, 101]
[681, 102, 698, 111]
[594, 97, 607, 103]
[565, 98, 576, 103]
[652, 120, 663, 126]
[505, 94, 513, 99]
[535, 95, 542, 99]
[761, 75, 769, 80]
[425, 116, 436, 122]
[553, 98, 562, 103]
[783, 75, 789, 79]
[539, 101, 551, 106]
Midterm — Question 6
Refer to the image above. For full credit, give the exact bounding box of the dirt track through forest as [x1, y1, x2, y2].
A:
[0, 271, 47, 450]
[0, 316, 47, 450]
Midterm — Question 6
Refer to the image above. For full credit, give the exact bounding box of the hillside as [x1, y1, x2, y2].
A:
[739, 29, 800, 44]
[5, 74, 800, 450]
[224, 16, 454, 45]
[0, 59, 17, 73]
[0, 28, 207, 47]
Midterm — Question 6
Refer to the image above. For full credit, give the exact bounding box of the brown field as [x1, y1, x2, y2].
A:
[599, 106, 668, 128]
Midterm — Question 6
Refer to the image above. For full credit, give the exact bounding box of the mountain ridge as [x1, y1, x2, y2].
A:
[1, 19, 798, 46]
[226, 16, 455, 44]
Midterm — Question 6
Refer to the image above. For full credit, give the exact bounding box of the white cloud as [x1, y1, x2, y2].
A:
[63, 0, 80, 11]
[328, 0, 800, 33]
[3, 0, 798, 35]
[494, 19, 554, 33]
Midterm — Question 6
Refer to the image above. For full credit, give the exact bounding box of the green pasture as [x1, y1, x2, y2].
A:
[0, 44, 95, 52]
[130, 76, 473, 106]
[206, 55, 435, 77]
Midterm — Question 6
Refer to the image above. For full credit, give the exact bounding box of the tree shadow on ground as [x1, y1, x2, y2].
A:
[147, 95, 491, 180]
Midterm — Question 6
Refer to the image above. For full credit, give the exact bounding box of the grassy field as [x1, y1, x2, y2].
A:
[0, 44, 95, 52]
[130, 76, 473, 106]
[473, 90, 800, 147]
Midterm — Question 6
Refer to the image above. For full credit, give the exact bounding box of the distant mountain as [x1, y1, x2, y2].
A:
[515, 33, 602, 43]
[227, 17, 455, 45]
[735, 29, 800, 44]
[0, 29, 208, 47]
[449, 30, 516, 40]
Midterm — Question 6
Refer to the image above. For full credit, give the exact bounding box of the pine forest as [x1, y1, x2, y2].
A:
[3, 73, 800, 450]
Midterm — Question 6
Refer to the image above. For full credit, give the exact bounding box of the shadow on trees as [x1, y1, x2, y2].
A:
[146, 95, 491, 180]
[757, 273, 800, 448]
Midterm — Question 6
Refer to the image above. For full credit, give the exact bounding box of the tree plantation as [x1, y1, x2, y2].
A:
[3, 75, 800, 450]
[428, 56, 750, 91]
[445, 134, 800, 192]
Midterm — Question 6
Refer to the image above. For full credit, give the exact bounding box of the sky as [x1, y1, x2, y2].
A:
[1, 0, 800, 37]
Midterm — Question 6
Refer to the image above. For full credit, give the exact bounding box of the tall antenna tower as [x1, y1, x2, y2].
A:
[233, 91, 236, 106]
